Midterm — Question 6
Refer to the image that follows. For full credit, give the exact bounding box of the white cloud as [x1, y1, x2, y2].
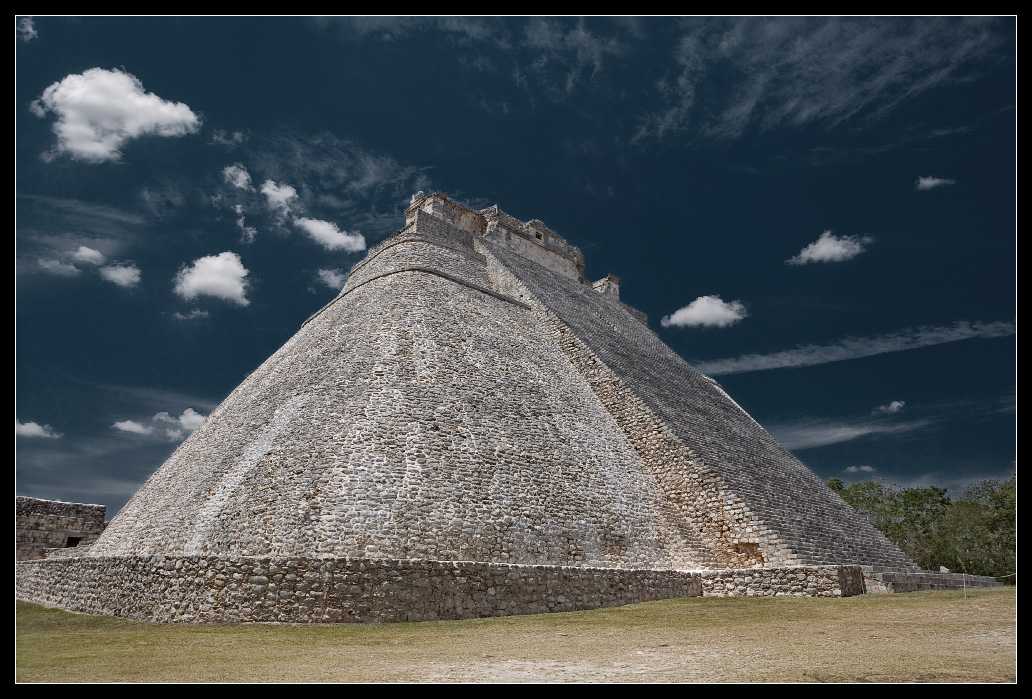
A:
[71, 245, 106, 266]
[916, 176, 957, 191]
[173, 251, 250, 306]
[874, 400, 907, 415]
[178, 408, 206, 431]
[30, 67, 199, 161]
[99, 263, 141, 288]
[316, 268, 348, 290]
[17, 17, 37, 42]
[112, 419, 152, 435]
[113, 408, 207, 441]
[294, 218, 367, 252]
[260, 180, 298, 217]
[30, 67, 200, 162]
[233, 204, 257, 244]
[222, 164, 254, 191]
[845, 465, 877, 473]
[787, 230, 872, 265]
[37, 258, 80, 276]
[172, 309, 210, 321]
[771, 418, 934, 450]
[661, 295, 748, 328]
[695, 320, 1015, 376]
[16, 420, 61, 439]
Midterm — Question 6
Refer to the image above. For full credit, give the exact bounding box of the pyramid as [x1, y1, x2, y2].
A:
[17, 193, 916, 622]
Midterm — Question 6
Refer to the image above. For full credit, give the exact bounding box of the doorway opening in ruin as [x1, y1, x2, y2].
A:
[65, 536, 82, 548]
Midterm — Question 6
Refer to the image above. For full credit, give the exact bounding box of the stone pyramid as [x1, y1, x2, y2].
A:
[17, 193, 916, 622]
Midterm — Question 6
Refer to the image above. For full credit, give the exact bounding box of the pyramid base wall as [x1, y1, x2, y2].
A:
[700, 565, 866, 597]
[17, 557, 870, 623]
[16, 556, 702, 623]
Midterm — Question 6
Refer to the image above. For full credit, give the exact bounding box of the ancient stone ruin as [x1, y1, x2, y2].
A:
[16, 497, 107, 561]
[17, 193, 997, 623]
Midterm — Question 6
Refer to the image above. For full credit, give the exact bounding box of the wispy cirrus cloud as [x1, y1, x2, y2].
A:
[248, 132, 431, 213]
[635, 17, 1010, 142]
[696, 320, 1015, 376]
[210, 134, 403, 252]
[37, 258, 80, 276]
[771, 417, 936, 450]
[172, 309, 209, 321]
[916, 175, 957, 191]
[523, 18, 625, 95]
[18, 194, 147, 230]
[210, 129, 247, 147]
[319, 17, 630, 104]
[17, 195, 147, 282]
[85, 382, 219, 414]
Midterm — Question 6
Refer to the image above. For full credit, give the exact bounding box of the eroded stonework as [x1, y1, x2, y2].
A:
[17, 192, 915, 622]
[16, 497, 106, 561]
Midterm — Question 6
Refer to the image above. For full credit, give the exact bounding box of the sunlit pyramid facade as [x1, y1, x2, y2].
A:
[16, 192, 916, 623]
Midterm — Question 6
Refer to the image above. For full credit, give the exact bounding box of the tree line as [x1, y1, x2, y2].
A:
[826, 473, 1015, 580]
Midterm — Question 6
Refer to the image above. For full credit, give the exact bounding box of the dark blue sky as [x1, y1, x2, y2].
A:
[16, 17, 1016, 512]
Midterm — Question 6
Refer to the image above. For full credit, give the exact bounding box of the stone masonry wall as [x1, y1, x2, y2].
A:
[483, 241, 916, 571]
[27, 194, 920, 624]
[16, 496, 106, 561]
[86, 214, 713, 569]
[700, 565, 866, 598]
[481, 243, 795, 570]
[16, 557, 702, 623]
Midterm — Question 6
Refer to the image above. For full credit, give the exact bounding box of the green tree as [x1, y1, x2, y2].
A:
[825, 474, 1015, 578]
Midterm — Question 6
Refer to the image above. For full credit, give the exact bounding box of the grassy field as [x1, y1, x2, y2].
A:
[16, 588, 1015, 682]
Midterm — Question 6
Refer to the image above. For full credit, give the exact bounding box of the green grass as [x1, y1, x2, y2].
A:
[16, 588, 1016, 682]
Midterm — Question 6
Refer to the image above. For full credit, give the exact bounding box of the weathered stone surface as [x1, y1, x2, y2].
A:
[700, 565, 865, 598]
[16, 192, 918, 622]
[15, 556, 703, 623]
[16, 497, 106, 561]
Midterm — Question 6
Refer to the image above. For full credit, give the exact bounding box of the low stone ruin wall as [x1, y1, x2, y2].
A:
[863, 570, 1002, 594]
[699, 565, 866, 598]
[16, 496, 107, 561]
[16, 556, 702, 624]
